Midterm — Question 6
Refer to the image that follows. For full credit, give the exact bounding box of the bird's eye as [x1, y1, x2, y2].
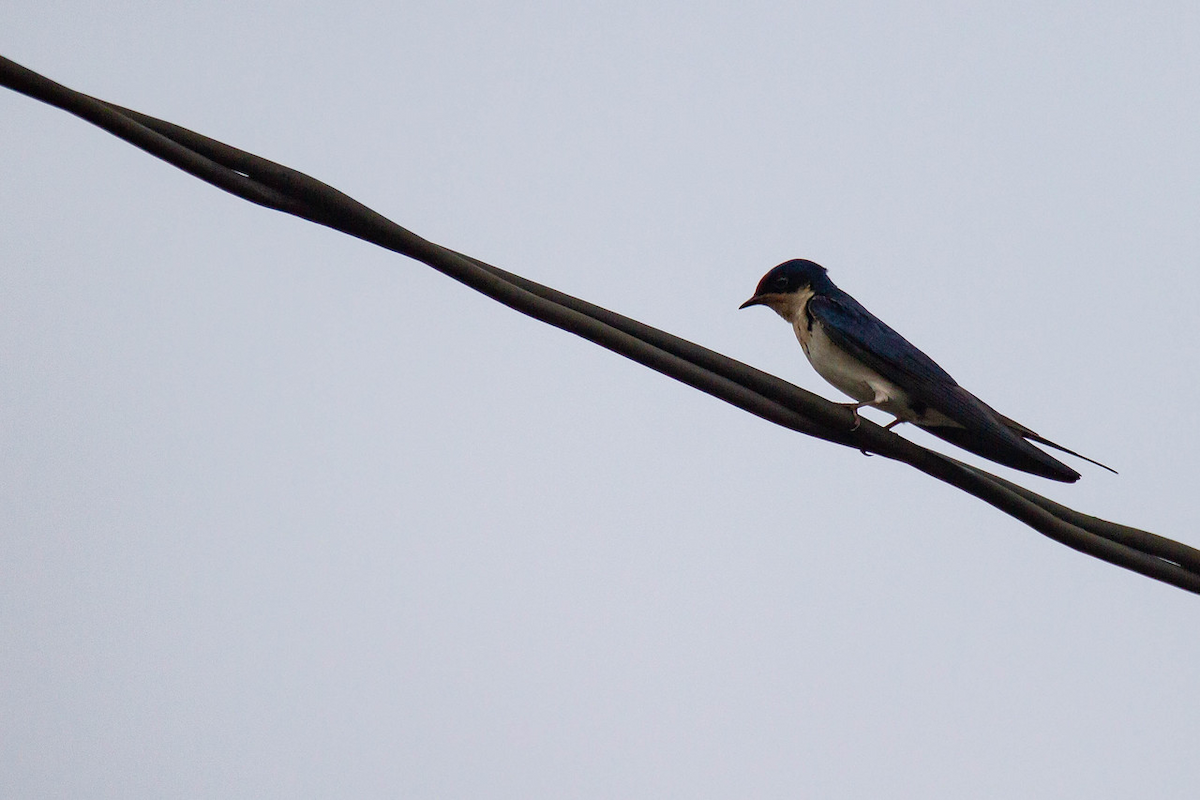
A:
[773, 276, 789, 289]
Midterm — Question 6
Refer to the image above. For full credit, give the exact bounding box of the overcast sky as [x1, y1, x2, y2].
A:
[3, 3, 1200, 798]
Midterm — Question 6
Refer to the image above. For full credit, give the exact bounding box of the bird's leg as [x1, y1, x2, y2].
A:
[860, 414, 907, 454]
[841, 390, 890, 433]
[838, 401, 873, 430]
[843, 389, 891, 456]
[836, 400, 876, 457]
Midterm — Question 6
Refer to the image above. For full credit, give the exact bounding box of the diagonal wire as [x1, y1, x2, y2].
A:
[3, 54, 1198, 595]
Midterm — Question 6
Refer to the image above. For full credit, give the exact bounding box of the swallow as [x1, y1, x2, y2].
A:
[740, 259, 1114, 482]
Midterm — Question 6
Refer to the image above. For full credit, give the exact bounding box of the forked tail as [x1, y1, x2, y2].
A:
[995, 413, 1118, 475]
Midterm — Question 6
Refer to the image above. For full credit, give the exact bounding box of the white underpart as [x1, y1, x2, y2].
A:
[764, 288, 933, 424]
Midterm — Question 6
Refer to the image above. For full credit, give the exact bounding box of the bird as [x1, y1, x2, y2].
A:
[739, 258, 1114, 482]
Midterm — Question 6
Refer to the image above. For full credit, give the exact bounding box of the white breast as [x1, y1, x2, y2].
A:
[784, 293, 919, 422]
[803, 317, 909, 410]
[760, 289, 963, 427]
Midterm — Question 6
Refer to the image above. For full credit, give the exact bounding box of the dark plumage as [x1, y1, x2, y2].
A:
[741, 259, 1114, 482]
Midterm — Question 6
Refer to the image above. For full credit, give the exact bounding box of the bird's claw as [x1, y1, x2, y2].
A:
[844, 403, 871, 454]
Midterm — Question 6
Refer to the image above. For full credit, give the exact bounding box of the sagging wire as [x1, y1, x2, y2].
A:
[3, 54, 1197, 595]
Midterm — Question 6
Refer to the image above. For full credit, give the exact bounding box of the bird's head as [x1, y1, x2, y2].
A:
[739, 259, 832, 319]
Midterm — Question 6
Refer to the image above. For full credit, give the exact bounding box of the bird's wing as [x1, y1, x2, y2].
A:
[808, 290, 1086, 482]
[807, 290, 993, 426]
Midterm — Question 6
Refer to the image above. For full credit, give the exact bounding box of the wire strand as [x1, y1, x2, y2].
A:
[4, 53, 1197, 596]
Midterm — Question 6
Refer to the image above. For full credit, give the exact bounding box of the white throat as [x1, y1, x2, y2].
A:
[766, 287, 815, 329]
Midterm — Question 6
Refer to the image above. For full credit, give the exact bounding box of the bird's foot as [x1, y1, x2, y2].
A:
[838, 401, 874, 455]
[860, 418, 905, 456]
[839, 401, 867, 431]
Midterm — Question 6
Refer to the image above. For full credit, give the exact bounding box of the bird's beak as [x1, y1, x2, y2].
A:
[739, 295, 767, 310]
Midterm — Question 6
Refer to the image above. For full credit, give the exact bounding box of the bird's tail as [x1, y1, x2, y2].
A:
[918, 423, 1083, 482]
[994, 413, 1118, 475]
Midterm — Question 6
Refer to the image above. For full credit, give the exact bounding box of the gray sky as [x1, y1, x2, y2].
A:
[3, 3, 1199, 797]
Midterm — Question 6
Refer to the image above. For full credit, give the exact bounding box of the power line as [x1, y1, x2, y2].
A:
[3, 54, 1197, 595]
